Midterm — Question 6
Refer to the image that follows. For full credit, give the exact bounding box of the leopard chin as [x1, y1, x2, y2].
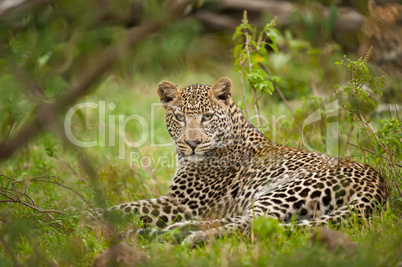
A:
[184, 153, 206, 162]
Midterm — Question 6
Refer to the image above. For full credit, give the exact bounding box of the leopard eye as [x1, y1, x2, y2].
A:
[175, 114, 185, 121]
[202, 113, 214, 121]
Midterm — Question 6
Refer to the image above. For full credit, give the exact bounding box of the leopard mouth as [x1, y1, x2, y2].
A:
[181, 144, 211, 158]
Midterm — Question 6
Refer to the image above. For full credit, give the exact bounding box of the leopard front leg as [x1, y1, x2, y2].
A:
[181, 221, 250, 245]
[96, 196, 194, 228]
[161, 216, 251, 245]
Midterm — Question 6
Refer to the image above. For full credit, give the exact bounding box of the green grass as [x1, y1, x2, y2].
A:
[0, 70, 401, 266]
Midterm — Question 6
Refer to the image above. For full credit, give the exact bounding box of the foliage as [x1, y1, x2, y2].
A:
[233, 11, 280, 125]
[333, 48, 384, 123]
[0, 0, 401, 266]
[333, 49, 402, 198]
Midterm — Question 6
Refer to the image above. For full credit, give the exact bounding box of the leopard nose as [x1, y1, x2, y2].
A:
[185, 139, 201, 151]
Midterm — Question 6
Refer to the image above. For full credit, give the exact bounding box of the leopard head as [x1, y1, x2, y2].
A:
[157, 77, 235, 161]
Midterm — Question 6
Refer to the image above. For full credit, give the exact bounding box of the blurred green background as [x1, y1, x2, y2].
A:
[0, 0, 401, 266]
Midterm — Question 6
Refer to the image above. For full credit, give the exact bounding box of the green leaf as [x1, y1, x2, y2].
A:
[268, 43, 279, 55]
[266, 81, 274, 94]
[233, 58, 242, 68]
[233, 44, 244, 58]
[232, 25, 244, 40]
[271, 28, 280, 36]
[272, 75, 281, 84]
[259, 46, 267, 56]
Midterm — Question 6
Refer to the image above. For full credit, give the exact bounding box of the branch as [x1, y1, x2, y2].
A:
[347, 142, 402, 168]
[0, 173, 93, 214]
[258, 63, 302, 129]
[197, 0, 365, 33]
[0, 0, 192, 161]
[31, 177, 93, 208]
[2, 199, 66, 215]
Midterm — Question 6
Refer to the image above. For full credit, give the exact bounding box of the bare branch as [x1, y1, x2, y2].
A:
[31, 177, 93, 208]
[0, 0, 192, 161]
[2, 199, 66, 215]
[258, 63, 301, 129]
[347, 142, 402, 168]
[0, 173, 93, 214]
[196, 0, 365, 33]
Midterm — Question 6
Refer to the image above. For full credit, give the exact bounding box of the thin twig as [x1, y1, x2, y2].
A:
[347, 142, 402, 168]
[0, 173, 93, 213]
[32, 178, 93, 208]
[239, 71, 250, 118]
[53, 156, 90, 186]
[258, 63, 301, 128]
[244, 31, 261, 127]
[356, 112, 372, 142]
[345, 124, 355, 149]
[0, 190, 65, 215]
[251, 86, 260, 127]
[356, 141, 376, 169]
[255, 89, 262, 126]
[245, 32, 252, 72]
[358, 112, 402, 196]
[388, 104, 392, 120]
[3, 199, 66, 215]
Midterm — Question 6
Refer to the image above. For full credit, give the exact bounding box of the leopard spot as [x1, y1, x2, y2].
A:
[151, 209, 160, 217]
[299, 188, 310, 198]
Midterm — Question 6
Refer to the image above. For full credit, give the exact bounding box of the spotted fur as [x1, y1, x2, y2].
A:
[99, 77, 388, 245]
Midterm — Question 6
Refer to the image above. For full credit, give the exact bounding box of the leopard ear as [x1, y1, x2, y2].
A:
[210, 77, 232, 106]
[157, 81, 180, 109]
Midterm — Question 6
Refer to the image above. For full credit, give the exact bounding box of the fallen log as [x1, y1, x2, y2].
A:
[195, 0, 365, 33]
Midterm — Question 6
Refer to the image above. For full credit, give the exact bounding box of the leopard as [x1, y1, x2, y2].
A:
[95, 77, 388, 245]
